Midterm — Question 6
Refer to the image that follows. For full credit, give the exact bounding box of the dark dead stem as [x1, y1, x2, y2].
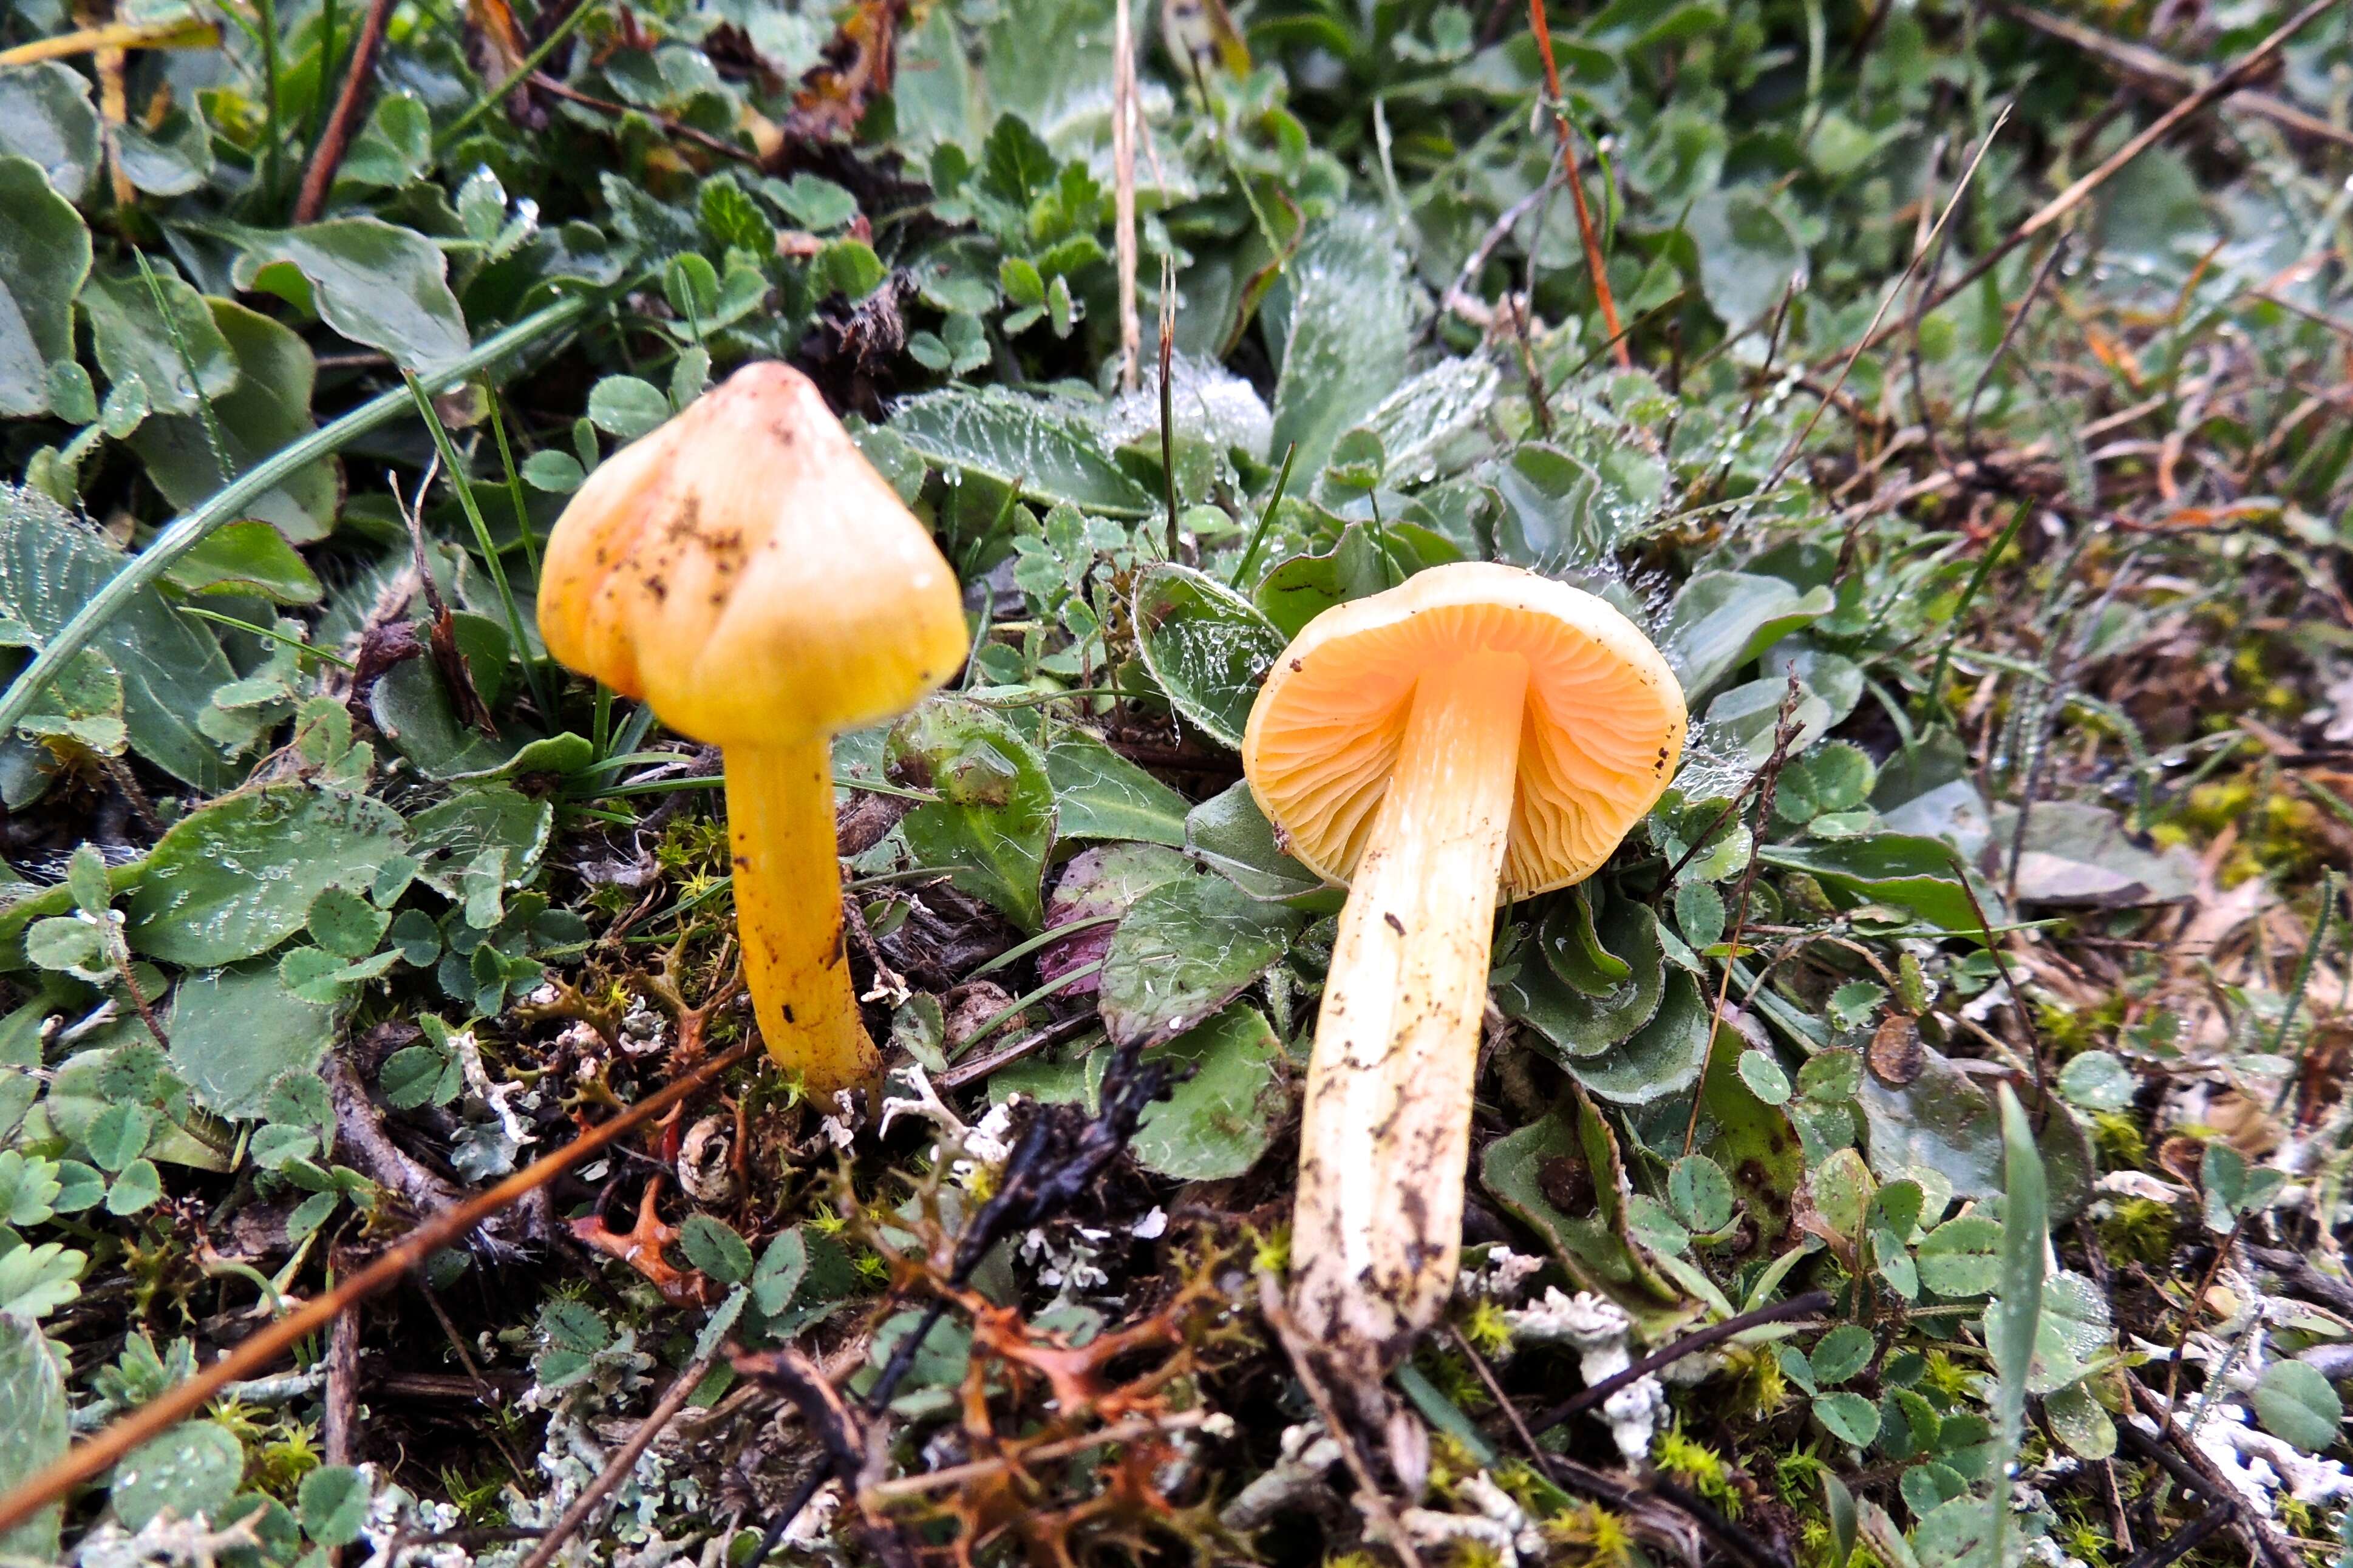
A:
[516, 1357, 716, 1568]
[1531, 1289, 1834, 1433]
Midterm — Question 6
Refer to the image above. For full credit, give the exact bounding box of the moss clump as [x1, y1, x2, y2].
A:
[2091, 1110, 2148, 1169]
[2098, 1196, 2179, 1269]
[1654, 1425, 1742, 1514]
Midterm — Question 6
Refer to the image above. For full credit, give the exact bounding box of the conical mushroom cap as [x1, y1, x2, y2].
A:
[538, 362, 968, 745]
[1243, 562, 1686, 897]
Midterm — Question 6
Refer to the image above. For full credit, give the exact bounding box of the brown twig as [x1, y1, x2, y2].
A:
[1525, 0, 1629, 367]
[529, 74, 759, 163]
[1831, 0, 2343, 370]
[1992, 1, 2353, 150]
[2120, 1386, 2301, 1568]
[0, 1039, 759, 1537]
[324, 1302, 361, 1467]
[1255, 1269, 1427, 1568]
[516, 1359, 715, 1568]
[1531, 1289, 1834, 1433]
[293, 0, 397, 222]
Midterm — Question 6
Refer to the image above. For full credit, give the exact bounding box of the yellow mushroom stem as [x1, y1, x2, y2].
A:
[1292, 647, 1531, 1370]
[723, 737, 879, 1097]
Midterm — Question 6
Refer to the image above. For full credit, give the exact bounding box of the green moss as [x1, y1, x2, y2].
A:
[2091, 1110, 2148, 1169]
[2098, 1197, 2179, 1268]
[1654, 1425, 1742, 1515]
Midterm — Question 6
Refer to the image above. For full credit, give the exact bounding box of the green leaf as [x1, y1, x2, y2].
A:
[124, 785, 409, 966]
[1570, 969, 1713, 1105]
[296, 1465, 371, 1547]
[0, 1239, 84, 1316]
[308, 886, 389, 959]
[1989, 1086, 2047, 1560]
[162, 518, 325, 602]
[679, 1214, 754, 1285]
[1488, 440, 1666, 571]
[1098, 869, 1306, 1048]
[0, 1315, 67, 1561]
[1657, 571, 1834, 699]
[588, 375, 672, 438]
[0, 484, 237, 788]
[763, 172, 858, 231]
[80, 266, 239, 416]
[1130, 1004, 1286, 1179]
[117, 104, 213, 197]
[129, 302, 336, 543]
[1131, 565, 1287, 752]
[1810, 1324, 1873, 1386]
[111, 1420, 245, 1532]
[1269, 213, 1412, 477]
[752, 1227, 811, 1314]
[1504, 895, 1669, 1062]
[2253, 1360, 2343, 1453]
[104, 1157, 163, 1215]
[245, 219, 472, 378]
[1685, 187, 1805, 328]
[1858, 1043, 2094, 1217]
[1041, 723, 1190, 846]
[0, 64, 100, 201]
[1758, 835, 1986, 940]
[2045, 1382, 2115, 1460]
[891, 387, 1154, 516]
[888, 698, 1057, 928]
[0, 153, 90, 418]
[407, 785, 553, 899]
[1184, 781, 1333, 904]
[1813, 1390, 1881, 1447]
[2055, 1050, 2133, 1112]
[1667, 1153, 1734, 1232]
[1674, 880, 1726, 949]
[1737, 1048, 1791, 1105]
[1916, 1215, 2003, 1297]
[1253, 521, 1421, 637]
[522, 449, 584, 492]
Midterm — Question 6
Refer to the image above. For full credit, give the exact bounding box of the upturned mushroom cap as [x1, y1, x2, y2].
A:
[1242, 562, 1686, 897]
[537, 362, 968, 745]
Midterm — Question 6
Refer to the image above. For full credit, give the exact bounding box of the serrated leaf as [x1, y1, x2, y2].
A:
[2254, 1360, 2343, 1453]
[297, 1465, 370, 1546]
[0, 484, 236, 787]
[891, 386, 1153, 516]
[1098, 870, 1305, 1047]
[679, 1214, 753, 1285]
[1811, 1323, 1873, 1386]
[123, 785, 408, 966]
[1131, 565, 1287, 750]
[1813, 1390, 1881, 1447]
[1130, 1004, 1285, 1179]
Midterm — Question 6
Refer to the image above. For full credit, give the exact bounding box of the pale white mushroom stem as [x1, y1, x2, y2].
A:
[1292, 648, 1529, 1371]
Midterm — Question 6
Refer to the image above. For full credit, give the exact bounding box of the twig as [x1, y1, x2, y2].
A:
[1759, 104, 2010, 500]
[1159, 257, 1180, 557]
[860, 1411, 1215, 1502]
[1256, 1271, 1427, 1568]
[293, 0, 396, 222]
[1992, 1, 2353, 149]
[528, 74, 760, 164]
[1525, 0, 1629, 367]
[935, 1013, 1100, 1091]
[0, 1040, 758, 1537]
[1530, 1289, 1833, 1433]
[2124, 1380, 2302, 1568]
[2115, 1503, 2238, 1568]
[1112, 0, 1140, 392]
[1686, 676, 1808, 1156]
[516, 1359, 715, 1568]
[1833, 0, 2343, 368]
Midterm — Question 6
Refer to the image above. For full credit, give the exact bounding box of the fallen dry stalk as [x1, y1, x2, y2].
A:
[0, 1039, 758, 1538]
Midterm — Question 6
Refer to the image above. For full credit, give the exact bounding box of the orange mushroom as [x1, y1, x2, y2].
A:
[1242, 562, 1686, 1373]
[538, 363, 967, 1096]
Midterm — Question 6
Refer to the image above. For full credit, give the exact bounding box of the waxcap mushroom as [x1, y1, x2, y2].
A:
[1244, 560, 1686, 898]
[1241, 560, 1684, 1383]
[537, 362, 967, 1096]
[539, 361, 967, 747]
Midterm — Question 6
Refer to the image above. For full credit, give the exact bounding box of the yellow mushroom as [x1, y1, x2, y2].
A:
[1242, 562, 1686, 1374]
[538, 363, 967, 1096]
